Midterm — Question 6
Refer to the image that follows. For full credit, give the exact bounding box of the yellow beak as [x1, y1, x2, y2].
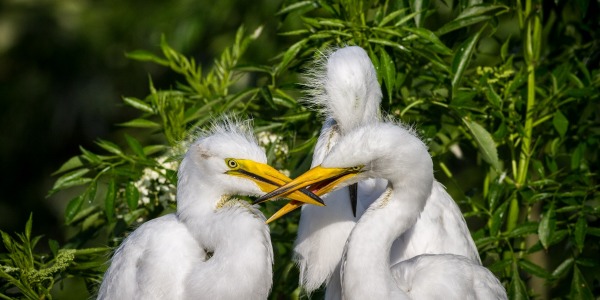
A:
[226, 159, 324, 207]
[254, 165, 361, 223]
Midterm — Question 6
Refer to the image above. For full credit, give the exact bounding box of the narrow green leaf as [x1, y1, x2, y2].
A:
[65, 195, 85, 224]
[587, 227, 600, 237]
[123, 97, 155, 114]
[552, 110, 568, 139]
[538, 202, 556, 249]
[508, 221, 538, 238]
[79, 146, 102, 164]
[96, 140, 123, 156]
[518, 258, 551, 279]
[508, 263, 528, 300]
[125, 50, 169, 66]
[52, 169, 90, 192]
[571, 266, 594, 299]
[276, 39, 307, 74]
[25, 213, 33, 241]
[48, 239, 59, 257]
[489, 201, 508, 236]
[86, 180, 97, 203]
[368, 38, 410, 52]
[379, 49, 396, 103]
[463, 118, 500, 171]
[260, 86, 277, 109]
[143, 145, 167, 156]
[437, 4, 508, 35]
[403, 27, 452, 55]
[484, 81, 502, 108]
[552, 258, 574, 279]
[378, 8, 409, 26]
[126, 182, 140, 210]
[451, 28, 483, 96]
[276, 0, 317, 15]
[105, 179, 116, 222]
[52, 156, 83, 176]
[574, 216, 587, 252]
[125, 134, 146, 159]
[273, 111, 312, 122]
[571, 143, 586, 171]
[409, 0, 430, 28]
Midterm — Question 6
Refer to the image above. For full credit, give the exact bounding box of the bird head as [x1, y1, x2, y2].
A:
[178, 119, 324, 210]
[255, 122, 433, 223]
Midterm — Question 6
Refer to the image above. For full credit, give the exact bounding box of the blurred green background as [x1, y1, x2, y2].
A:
[0, 0, 285, 239]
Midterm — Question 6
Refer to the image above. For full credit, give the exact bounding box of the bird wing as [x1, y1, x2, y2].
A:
[391, 254, 506, 300]
[390, 181, 481, 265]
[97, 214, 205, 300]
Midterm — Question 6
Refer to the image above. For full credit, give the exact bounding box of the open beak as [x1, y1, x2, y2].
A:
[254, 165, 361, 223]
[226, 159, 324, 207]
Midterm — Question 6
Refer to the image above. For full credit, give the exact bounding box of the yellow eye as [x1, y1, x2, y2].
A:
[350, 165, 363, 172]
[226, 159, 239, 169]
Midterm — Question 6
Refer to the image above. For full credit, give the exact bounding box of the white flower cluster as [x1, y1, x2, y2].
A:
[134, 156, 178, 205]
[256, 131, 290, 177]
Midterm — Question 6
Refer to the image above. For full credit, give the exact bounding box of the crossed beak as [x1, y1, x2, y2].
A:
[225, 159, 324, 207]
[253, 165, 361, 223]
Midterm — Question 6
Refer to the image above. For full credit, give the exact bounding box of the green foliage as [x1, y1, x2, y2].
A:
[0, 215, 107, 299]
[2, 0, 599, 298]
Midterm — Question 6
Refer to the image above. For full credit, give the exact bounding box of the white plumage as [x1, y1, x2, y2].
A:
[262, 46, 494, 298]
[260, 122, 507, 299]
[97, 120, 321, 300]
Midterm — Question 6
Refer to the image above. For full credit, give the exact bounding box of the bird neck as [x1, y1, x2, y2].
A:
[181, 203, 274, 298]
[343, 172, 432, 299]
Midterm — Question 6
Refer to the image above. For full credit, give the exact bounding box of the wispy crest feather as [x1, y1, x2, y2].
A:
[302, 46, 383, 133]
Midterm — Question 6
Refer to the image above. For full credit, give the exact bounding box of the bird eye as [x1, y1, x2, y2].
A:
[350, 165, 363, 172]
[226, 159, 239, 169]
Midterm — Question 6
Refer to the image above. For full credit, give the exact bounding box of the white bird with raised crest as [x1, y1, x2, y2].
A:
[259, 121, 507, 299]
[259, 46, 484, 298]
[97, 119, 324, 300]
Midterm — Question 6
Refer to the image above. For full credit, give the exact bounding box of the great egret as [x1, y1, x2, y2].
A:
[261, 46, 480, 298]
[258, 122, 507, 299]
[97, 119, 323, 300]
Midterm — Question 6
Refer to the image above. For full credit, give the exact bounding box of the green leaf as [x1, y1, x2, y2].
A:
[552, 258, 574, 279]
[276, 0, 317, 15]
[379, 49, 396, 103]
[52, 156, 84, 176]
[451, 28, 483, 96]
[51, 168, 90, 192]
[125, 134, 146, 159]
[119, 118, 161, 129]
[508, 263, 528, 300]
[574, 216, 587, 252]
[538, 202, 556, 249]
[125, 182, 140, 210]
[489, 200, 508, 236]
[409, 0, 430, 28]
[403, 27, 452, 55]
[65, 195, 85, 224]
[123, 97, 155, 114]
[518, 258, 551, 279]
[508, 221, 538, 238]
[276, 39, 307, 74]
[48, 239, 59, 257]
[463, 118, 500, 171]
[571, 266, 594, 299]
[125, 50, 169, 66]
[96, 140, 123, 156]
[484, 81, 502, 108]
[378, 8, 409, 26]
[437, 4, 508, 35]
[143, 145, 168, 156]
[273, 111, 312, 122]
[552, 110, 568, 139]
[105, 179, 116, 222]
[571, 143, 586, 171]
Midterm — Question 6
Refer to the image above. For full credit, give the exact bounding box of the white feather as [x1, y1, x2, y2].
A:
[97, 120, 273, 300]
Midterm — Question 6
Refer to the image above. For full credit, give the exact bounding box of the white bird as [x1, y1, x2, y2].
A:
[96, 119, 323, 300]
[258, 122, 507, 299]
[264, 46, 481, 298]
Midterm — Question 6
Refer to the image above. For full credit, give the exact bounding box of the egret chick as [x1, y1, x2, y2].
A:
[97, 119, 322, 300]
